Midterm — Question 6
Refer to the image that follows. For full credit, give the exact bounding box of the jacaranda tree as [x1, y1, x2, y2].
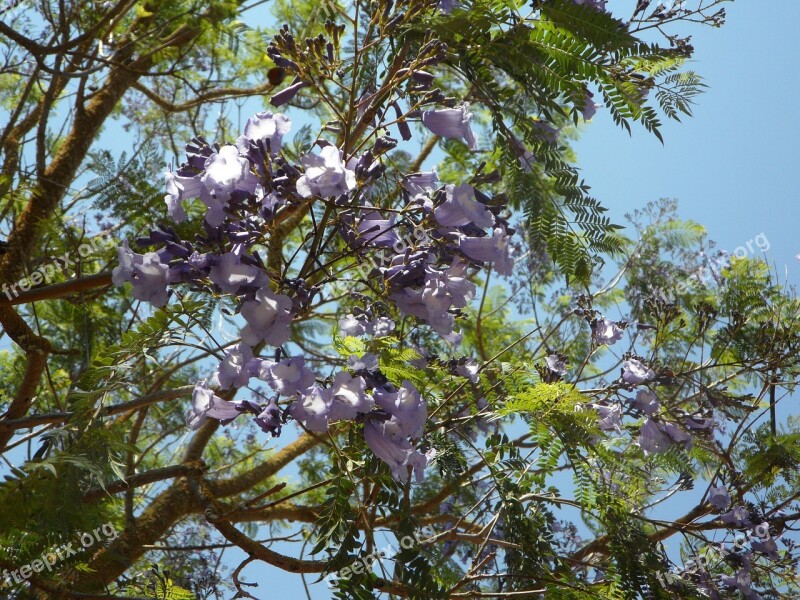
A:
[2, 0, 799, 598]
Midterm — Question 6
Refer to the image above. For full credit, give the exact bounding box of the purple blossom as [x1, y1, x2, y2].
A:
[639, 419, 692, 454]
[201, 145, 253, 225]
[240, 285, 293, 347]
[216, 343, 263, 390]
[510, 135, 535, 172]
[421, 104, 477, 150]
[355, 210, 399, 248]
[533, 120, 560, 144]
[409, 345, 430, 369]
[392, 258, 476, 339]
[595, 403, 622, 432]
[258, 187, 284, 213]
[374, 381, 426, 439]
[403, 170, 440, 197]
[425, 257, 476, 308]
[720, 506, 752, 528]
[721, 567, 762, 599]
[434, 184, 494, 228]
[621, 358, 655, 385]
[288, 385, 331, 432]
[639, 418, 672, 454]
[339, 313, 367, 336]
[363, 421, 413, 479]
[545, 354, 568, 377]
[459, 227, 514, 275]
[164, 171, 203, 223]
[363, 421, 435, 482]
[296, 145, 356, 198]
[580, 90, 598, 121]
[593, 318, 623, 345]
[751, 536, 780, 560]
[339, 314, 395, 338]
[208, 247, 268, 294]
[187, 381, 242, 430]
[573, 0, 607, 10]
[112, 240, 172, 307]
[382, 251, 429, 290]
[237, 111, 291, 155]
[683, 415, 715, 430]
[201, 144, 250, 198]
[369, 316, 395, 337]
[662, 422, 692, 449]
[632, 389, 659, 415]
[260, 356, 316, 396]
[707, 485, 730, 509]
[437, 0, 458, 13]
[270, 79, 309, 107]
[254, 398, 283, 436]
[348, 353, 379, 372]
[327, 372, 373, 421]
[455, 359, 480, 384]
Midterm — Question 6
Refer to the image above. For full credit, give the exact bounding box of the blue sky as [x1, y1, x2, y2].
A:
[575, 0, 800, 277]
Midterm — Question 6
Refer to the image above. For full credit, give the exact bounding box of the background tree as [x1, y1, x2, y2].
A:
[2, 0, 798, 599]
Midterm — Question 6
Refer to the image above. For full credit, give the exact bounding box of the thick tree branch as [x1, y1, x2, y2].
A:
[0, 272, 113, 306]
[208, 432, 321, 498]
[0, 384, 194, 433]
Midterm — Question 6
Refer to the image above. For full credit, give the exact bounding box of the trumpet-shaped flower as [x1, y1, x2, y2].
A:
[112, 240, 172, 307]
[621, 358, 655, 385]
[237, 111, 291, 155]
[374, 381, 426, 439]
[421, 105, 477, 150]
[288, 385, 331, 432]
[545, 354, 568, 377]
[455, 359, 480, 384]
[327, 372, 373, 421]
[356, 210, 399, 248]
[403, 170, 440, 197]
[216, 343, 263, 390]
[459, 227, 514, 275]
[434, 184, 494, 228]
[164, 171, 204, 223]
[593, 318, 623, 345]
[595, 403, 622, 432]
[638, 418, 672, 454]
[202, 145, 249, 196]
[254, 398, 283, 437]
[240, 285, 293, 347]
[364, 421, 435, 482]
[208, 247, 268, 294]
[720, 506, 752, 527]
[709, 485, 731, 510]
[260, 356, 316, 396]
[632, 389, 659, 416]
[296, 145, 356, 198]
[187, 381, 242, 430]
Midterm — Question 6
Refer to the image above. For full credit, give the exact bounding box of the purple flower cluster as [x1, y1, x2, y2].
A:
[638, 417, 692, 454]
[364, 381, 434, 482]
[111, 49, 518, 479]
